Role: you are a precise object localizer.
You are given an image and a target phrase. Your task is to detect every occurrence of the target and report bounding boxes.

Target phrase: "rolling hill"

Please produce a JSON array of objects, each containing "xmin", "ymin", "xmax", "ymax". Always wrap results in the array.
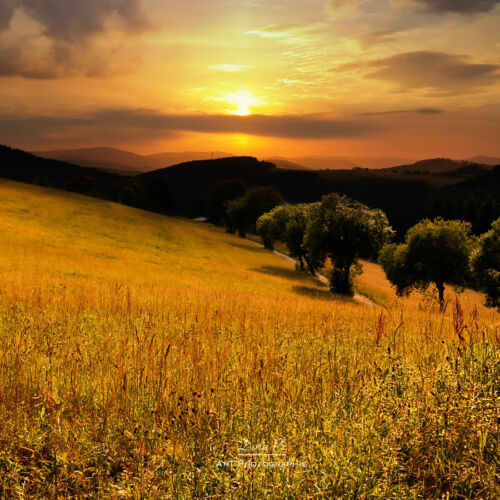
[
  {"xmin": 3, "ymin": 145, "xmax": 500, "ymax": 237},
  {"xmin": 385, "ymin": 157, "xmax": 494, "ymax": 175},
  {"xmin": 0, "ymin": 179, "xmax": 497, "ymax": 497},
  {"xmin": 0, "ymin": 178, "xmax": 329, "ymax": 299},
  {"xmin": 31, "ymin": 146, "xmax": 233, "ymax": 174},
  {"xmin": 467, "ymin": 156, "xmax": 500, "ymax": 166},
  {"xmin": 31, "ymin": 147, "xmax": 416, "ymax": 173},
  {"xmin": 271, "ymin": 155, "xmax": 414, "ymax": 170}
]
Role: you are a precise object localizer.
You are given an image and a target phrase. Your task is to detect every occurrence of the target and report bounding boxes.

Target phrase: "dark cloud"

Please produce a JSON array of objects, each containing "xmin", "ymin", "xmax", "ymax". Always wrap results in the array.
[
  {"xmin": 329, "ymin": 0, "xmax": 500, "ymax": 14},
  {"xmin": 356, "ymin": 108, "xmax": 445, "ymax": 116},
  {"xmin": 0, "ymin": 0, "xmax": 150, "ymax": 41},
  {"xmin": 0, "ymin": 0, "xmax": 15, "ymax": 30},
  {"xmin": 410, "ymin": 0, "xmax": 500, "ymax": 14},
  {"xmin": 89, "ymin": 109, "xmax": 379, "ymax": 139},
  {"xmin": 0, "ymin": 1, "xmax": 150, "ymax": 79},
  {"xmin": 336, "ymin": 51, "xmax": 499, "ymax": 93},
  {"xmin": 0, "ymin": 44, "xmax": 57, "ymax": 79},
  {"xmin": 0, "ymin": 109, "xmax": 382, "ymax": 147},
  {"xmin": 0, "ymin": 40, "xmax": 138, "ymax": 79}
]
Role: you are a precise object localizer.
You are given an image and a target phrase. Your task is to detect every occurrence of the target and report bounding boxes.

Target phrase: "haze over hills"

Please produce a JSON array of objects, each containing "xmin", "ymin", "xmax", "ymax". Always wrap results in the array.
[
  {"xmin": 31, "ymin": 147, "xmax": 233, "ymax": 175},
  {"xmin": 31, "ymin": 146, "xmax": 500, "ymax": 175},
  {"xmin": 32, "ymin": 146, "xmax": 420, "ymax": 173},
  {"xmin": 2, "ymin": 144, "xmax": 499, "ymax": 238},
  {"xmin": 466, "ymin": 156, "xmax": 500, "ymax": 166},
  {"xmin": 267, "ymin": 156, "xmax": 415, "ymax": 170},
  {"xmin": 385, "ymin": 158, "xmax": 497, "ymax": 175}
]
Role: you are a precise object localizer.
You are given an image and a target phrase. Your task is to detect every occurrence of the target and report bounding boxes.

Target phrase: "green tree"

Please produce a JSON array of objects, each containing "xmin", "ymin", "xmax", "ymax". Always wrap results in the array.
[
  {"xmin": 226, "ymin": 186, "xmax": 284, "ymax": 238},
  {"xmin": 471, "ymin": 218, "xmax": 500, "ymax": 309},
  {"xmin": 305, "ymin": 194, "xmax": 393, "ymax": 295},
  {"xmin": 257, "ymin": 203, "xmax": 320, "ymax": 274},
  {"xmin": 379, "ymin": 218, "xmax": 473, "ymax": 309},
  {"xmin": 255, "ymin": 211, "xmax": 278, "ymax": 250},
  {"xmin": 206, "ymin": 179, "xmax": 247, "ymax": 225}
]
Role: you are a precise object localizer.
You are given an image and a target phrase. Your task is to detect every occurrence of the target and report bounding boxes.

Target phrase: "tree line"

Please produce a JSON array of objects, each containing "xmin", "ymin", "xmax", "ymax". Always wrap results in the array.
[
  {"xmin": 220, "ymin": 191, "xmax": 497, "ymax": 311},
  {"xmin": 205, "ymin": 180, "xmax": 499, "ymax": 310},
  {"xmin": 418, "ymin": 194, "xmax": 499, "ymax": 235}
]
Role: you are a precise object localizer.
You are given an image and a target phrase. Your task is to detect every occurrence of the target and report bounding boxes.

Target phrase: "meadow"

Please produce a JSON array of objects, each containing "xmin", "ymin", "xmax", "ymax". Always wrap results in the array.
[{"xmin": 0, "ymin": 179, "xmax": 498, "ymax": 498}]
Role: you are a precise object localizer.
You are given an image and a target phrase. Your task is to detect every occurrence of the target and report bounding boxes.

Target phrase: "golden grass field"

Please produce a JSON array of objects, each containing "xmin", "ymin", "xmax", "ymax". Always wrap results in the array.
[{"xmin": 0, "ymin": 179, "xmax": 498, "ymax": 498}]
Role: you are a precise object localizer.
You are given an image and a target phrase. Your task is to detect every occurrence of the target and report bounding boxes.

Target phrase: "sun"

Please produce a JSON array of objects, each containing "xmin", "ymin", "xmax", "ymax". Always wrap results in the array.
[{"xmin": 225, "ymin": 90, "xmax": 259, "ymax": 116}]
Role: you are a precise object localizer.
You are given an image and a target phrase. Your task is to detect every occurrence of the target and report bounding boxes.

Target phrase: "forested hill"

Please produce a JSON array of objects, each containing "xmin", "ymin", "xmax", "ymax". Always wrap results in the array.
[{"xmin": 1, "ymin": 145, "xmax": 498, "ymax": 237}]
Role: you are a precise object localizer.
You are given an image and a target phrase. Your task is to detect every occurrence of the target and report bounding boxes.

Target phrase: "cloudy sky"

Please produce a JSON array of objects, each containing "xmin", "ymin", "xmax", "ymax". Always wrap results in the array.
[{"xmin": 0, "ymin": 0, "xmax": 499, "ymax": 157}]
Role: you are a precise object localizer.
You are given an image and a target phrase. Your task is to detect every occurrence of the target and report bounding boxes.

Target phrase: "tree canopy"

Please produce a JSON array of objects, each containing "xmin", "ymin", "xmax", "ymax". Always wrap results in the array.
[
  {"xmin": 226, "ymin": 186, "xmax": 284, "ymax": 238},
  {"xmin": 379, "ymin": 218, "xmax": 474, "ymax": 308},
  {"xmin": 304, "ymin": 194, "xmax": 394, "ymax": 294},
  {"xmin": 206, "ymin": 179, "xmax": 247, "ymax": 225},
  {"xmin": 257, "ymin": 203, "xmax": 320, "ymax": 274},
  {"xmin": 471, "ymin": 217, "xmax": 500, "ymax": 309}
]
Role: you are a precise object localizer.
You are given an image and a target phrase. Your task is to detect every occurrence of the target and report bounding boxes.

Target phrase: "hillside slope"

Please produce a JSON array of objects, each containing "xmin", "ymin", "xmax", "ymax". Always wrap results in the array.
[
  {"xmin": 0, "ymin": 178, "xmax": 493, "ymax": 316},
  {"xmin": 0, "ymin": 180, "xmax": 498, "ymax": 498},
  {"xmin": 0, "ymin": 179, "xmax": 331, "ymax": 300}
]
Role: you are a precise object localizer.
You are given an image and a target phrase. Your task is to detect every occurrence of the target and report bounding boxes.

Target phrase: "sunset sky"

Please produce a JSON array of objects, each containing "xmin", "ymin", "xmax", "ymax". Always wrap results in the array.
[{"xmin": 0, "ymin": 0, "xmax": 499, "ymax": 158}]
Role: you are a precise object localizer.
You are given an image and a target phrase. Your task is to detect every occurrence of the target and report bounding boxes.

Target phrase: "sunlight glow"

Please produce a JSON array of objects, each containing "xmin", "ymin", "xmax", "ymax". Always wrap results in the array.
[{"xmin": 225, "ymin": 90, "xmax": 260, "ymax": 116}]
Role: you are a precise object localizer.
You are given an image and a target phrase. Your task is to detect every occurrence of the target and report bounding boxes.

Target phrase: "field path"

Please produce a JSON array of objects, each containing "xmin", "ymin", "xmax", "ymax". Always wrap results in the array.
[{"xmin": 246, "ymin": 238, "xmax": 376, "ymax": 307}]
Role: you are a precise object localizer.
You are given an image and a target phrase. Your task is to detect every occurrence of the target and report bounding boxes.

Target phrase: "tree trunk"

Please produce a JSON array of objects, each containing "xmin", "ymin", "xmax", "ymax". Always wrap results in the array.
[
  {"xmin": 342, "ymin": 265, "xmax": 351, "ymax": 293},
  {"xmin": 329, "ymin": 264, "xmax": 352, "ymax": 295},
  {"xmin": 304, "ymin": 254, "xmax": 315, "ymax": 276},
  {"xmin": 298, "ymin": 255, "xmax": 305, "ymax": 271},
  {"xmin": 436, "ymin": 281, "xmax": 445, "ymax": 310}
]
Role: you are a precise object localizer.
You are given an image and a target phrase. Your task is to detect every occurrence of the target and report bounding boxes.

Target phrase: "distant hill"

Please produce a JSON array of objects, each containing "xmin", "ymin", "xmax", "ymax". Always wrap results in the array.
[
  {"xmin": 31, "ymin": 147, "xmax": 233, "ymax": 174},
  {"xmin": 0, "ymin": 145, "xmax": 122, "ymax": 197},
  {"xmin": 272, "ymin": 156, "xmax": 414, "ymax": 170},
  {"xmin": 385, "ymin": 158, "xmax": 493, "ymax": 175},
  {"xmin": 466, "ymin": 156, "xmax": 500, "ymax": 166},
  {"xmin": 135, "ymin": 155, "xmax": 437, "ymax": 233},
  {"xmin": 265, "ymin": 158, "xmax": 311, "ymax": 170},
  {"xmin": 31, "ymin": 147, "xmax": 150, "ymax": 174},
  {"xmin": 2, "ymin": 145, "xmax": 498, "ymax": 237}
]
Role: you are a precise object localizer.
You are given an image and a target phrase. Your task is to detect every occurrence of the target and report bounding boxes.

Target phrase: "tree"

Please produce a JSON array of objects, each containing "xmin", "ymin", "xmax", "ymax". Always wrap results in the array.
[
  {"xmin": 255, "ymin": 211, "xmax": 277, "ymax": 250},
  {"xmin": 119, "ymin": 185, "xmax": 138, "ymax": 206},
  {"xmin": 66, "ymin": 175, "xmax": 96, "ymax": 195},
  {"xmin": 226, "ymin": 186, "xmax": 284, "ymax": 238},
  {"xmin": 144, "ymin": 178, "xmax": 174, "ymax": 212},
  {"xmin": 206, "ymin": 179, "xmax": 247, "ymax": 225},
  {"xmin": 379, "ymin": 218, "xmax": 473, "ymax": 309},
  {"xmin": 305, "ymin": 194, "xmax": 394, "ymax": 295},
  {"xmin": 471, "ymin": 218, "xmax": 500, "ymax": 309},
  {"xmin": 257, "ymin": 203, "xmax": 320, "ymax": 274}
]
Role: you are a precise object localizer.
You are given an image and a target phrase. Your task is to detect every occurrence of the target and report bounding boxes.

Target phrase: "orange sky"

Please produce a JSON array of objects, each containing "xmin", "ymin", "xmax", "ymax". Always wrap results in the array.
[{"xmin": 0, "ymin": 0, "xmax": 499, "ymax": 158}]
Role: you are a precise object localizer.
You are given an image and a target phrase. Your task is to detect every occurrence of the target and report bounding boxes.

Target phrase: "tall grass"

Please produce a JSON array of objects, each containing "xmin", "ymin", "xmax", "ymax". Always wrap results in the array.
[{"xmin": 0, "ymin": 181, "xmax": 498, "ymax": 498}]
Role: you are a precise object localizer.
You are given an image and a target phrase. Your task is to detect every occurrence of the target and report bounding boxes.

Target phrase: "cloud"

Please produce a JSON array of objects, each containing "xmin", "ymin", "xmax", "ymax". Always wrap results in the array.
[
  {"xmin": 0, "ymin": 0, "xmax": 15, "ymax": 30},
  {"xmin": 356, "ymin": 108, "xmax": 445, "ymax": 116},
  {"xmin": 408, "ymin": 0, "xmax": 500, "ymax": 14},
  {"xmin": 336, "ymin": 51, "xmax": 499, "ymax": 93},
  {"xmin": 1, "ymin": 0, "xmax": 150, "ymax": 41},
  {"xmin": 0, "ymin": 39, "xmax": 139, "ymax": 79},
  {"xmin": 0, "ymin": 109, "xmax": 382, "ymax": 146},
  {"xmin": 330, "ymin": 0, "xmax": 500, "ymax": 14},
  {"xmin": 246, "ymin": 23, "xmax": 321, "ymax": 39},
  {"xmin": 328, "ymin": 0, "xmax": 365, "ymax": 8},
  {"xmin": 0, "ymin": 43, "xmax": 53, "ymax": 79},
  {"xmin": 355, "ymin": 31, "xmax": 401, "ymax": 49},
  {"xmin": 208, "ymin": 64, "xmax": 253, "ymax": 72},
  {"xmin": 0, "ymin": 0, "xmax": 151, "ymax": 79}
]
